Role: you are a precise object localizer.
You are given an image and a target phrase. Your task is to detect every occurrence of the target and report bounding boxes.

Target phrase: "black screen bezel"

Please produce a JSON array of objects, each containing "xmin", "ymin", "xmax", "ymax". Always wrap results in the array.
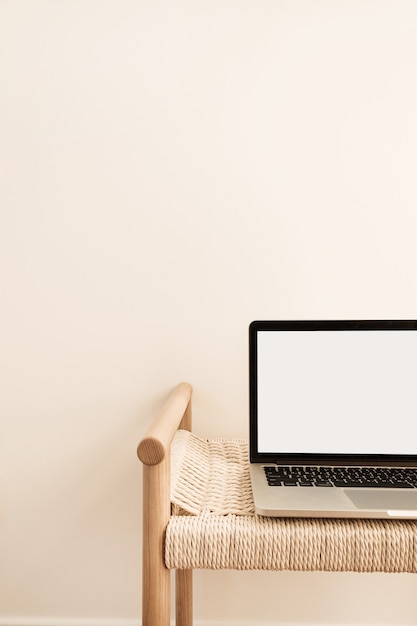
[{"xmin": 249, "ymin": 319, "xmax": 417, "ymax": 466}]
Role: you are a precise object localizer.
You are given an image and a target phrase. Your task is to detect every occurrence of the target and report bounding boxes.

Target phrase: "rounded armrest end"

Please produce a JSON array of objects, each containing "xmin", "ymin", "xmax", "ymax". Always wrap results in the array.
[{"xmin": 137, "ymin": 436, "xmax": 166, "ymax": 465}]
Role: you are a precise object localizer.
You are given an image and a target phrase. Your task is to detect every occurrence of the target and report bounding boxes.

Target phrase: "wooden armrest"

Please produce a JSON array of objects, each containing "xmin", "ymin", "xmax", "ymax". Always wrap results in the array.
[{"xmin": 137, "ymin": 382, "xmax": 192, "ymax": 466}]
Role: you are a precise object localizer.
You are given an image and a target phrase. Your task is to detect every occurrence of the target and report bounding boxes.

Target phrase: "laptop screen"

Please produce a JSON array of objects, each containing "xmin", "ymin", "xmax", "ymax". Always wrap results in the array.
[{"xmin": 249, "ymin": 320, "xmax": 417, "ymax": 465}]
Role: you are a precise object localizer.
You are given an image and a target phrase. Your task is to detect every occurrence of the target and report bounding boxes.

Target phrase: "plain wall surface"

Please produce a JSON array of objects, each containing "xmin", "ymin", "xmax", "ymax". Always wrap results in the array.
[{"xmin": 1, "ymin": 1, "xmax": 417, "ymax": 624}]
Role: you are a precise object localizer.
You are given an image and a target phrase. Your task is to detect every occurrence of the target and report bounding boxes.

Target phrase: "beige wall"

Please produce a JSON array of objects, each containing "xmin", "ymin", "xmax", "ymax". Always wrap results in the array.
[{"xmin": 1, "ymin": 1, "xmax": 417, "ymax": 624}]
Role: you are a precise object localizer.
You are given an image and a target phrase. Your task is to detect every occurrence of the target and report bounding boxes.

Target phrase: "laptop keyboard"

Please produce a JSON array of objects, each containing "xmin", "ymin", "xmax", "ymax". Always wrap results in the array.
[{"xmin": 264, "ymin": 466, "xmax": 417, "ymax": 488}]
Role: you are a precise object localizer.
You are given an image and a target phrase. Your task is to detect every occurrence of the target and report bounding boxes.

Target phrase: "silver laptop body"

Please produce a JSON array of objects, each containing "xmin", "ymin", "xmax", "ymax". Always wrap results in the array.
[{"xmin": 249, "ymin": 320, "xmax": 417, "ymax": 519}]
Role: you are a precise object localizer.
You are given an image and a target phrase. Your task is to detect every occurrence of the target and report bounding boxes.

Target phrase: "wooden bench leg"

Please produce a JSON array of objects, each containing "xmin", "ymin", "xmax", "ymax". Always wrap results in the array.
[
  {"xmin": 138, "ymin": 383, "xmax": 193, "ymax": 626},
  {"xmin": 176, "ymin": 569, "xmax": 193, "ymax": 626},
  {"xmin": 142, "ymin": 463, "xmax": 171, "ymax": 626}
]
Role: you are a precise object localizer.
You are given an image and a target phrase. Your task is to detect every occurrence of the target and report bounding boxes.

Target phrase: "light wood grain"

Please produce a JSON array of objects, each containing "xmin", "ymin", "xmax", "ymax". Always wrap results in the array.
[
  {"xmin": 142, "ymin": 460, "xmax": 170, "ymax": 626},
  {"xmin": 137, "ymin": 382, "xmax": 192, "ymax": 465},
  {"xmin": 139, "ymin": 382, "xmax": 193, "ymax": 626},
  {"xmin": 176, "ymin": 569, "xmax": 193, "ymax": 626}
]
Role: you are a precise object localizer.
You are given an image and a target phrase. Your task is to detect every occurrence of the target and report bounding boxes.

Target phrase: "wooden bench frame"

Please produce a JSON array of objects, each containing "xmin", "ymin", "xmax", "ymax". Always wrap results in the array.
[
  {"xmin": 137, "ymin": 382, "xmax": 417, "ymax": 625},
  {"xmin": 137, "ymin": 382, "xmax": 193, "ymax": 626}
]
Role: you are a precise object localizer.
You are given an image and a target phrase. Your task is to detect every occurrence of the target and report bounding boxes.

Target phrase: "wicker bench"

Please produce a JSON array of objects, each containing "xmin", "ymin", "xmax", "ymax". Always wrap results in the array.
[{"xmin": 137, "ymin": 382, "xmax": 417, "ymax": 626}]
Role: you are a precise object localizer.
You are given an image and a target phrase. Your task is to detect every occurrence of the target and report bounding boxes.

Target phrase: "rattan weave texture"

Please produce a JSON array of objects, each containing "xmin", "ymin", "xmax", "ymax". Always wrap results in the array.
[{"xmin": 166, "ymin": 430, "xmax": 417, "ymax": 572}]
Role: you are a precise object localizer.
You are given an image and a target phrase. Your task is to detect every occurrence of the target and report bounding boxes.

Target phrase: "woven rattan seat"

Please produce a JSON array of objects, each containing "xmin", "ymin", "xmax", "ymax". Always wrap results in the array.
[
  {"xmin": 137, "ymin": 383, "xmax": 417, "ymax": 626},
  {"xmin": 167, "ymin": 431, "xmax": 417, "ymax": 573}
]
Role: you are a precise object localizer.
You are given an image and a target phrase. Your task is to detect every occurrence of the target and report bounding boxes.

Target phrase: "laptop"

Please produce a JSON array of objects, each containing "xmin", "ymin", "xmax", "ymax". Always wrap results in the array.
[{"xmin": 249, "ymin": 320, "xmax": 417, "ymax": 519}]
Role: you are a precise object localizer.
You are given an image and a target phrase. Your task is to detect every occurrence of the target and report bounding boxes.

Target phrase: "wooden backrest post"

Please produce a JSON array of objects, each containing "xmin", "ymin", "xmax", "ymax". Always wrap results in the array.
[{"xmin": 179, "ymin": 394, "xmax": 192, "ymax": 432}]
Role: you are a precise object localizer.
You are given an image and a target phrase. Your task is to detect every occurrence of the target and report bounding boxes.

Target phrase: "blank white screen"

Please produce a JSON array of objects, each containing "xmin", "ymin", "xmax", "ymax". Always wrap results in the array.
[{"xmin": 257, "ymin": 330, "xmax": 417, "ymax": 455}]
